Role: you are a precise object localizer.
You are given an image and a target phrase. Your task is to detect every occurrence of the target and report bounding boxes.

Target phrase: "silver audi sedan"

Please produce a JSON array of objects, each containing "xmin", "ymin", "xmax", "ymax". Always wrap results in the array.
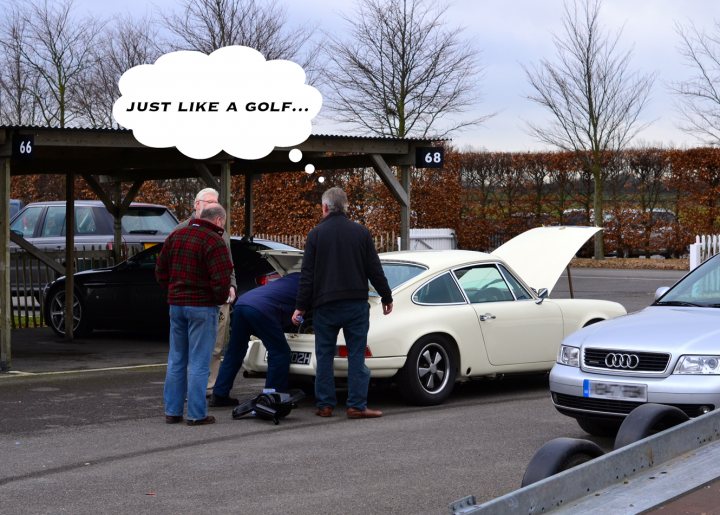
[{"xmin": 549, "ymin": 252, "xmax": 720, "ymax": 436}]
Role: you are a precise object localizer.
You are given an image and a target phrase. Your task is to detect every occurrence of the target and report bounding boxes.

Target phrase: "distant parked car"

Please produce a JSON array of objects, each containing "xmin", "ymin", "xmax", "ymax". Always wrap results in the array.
[
  {"xmin": 10, "ymin": 200, "xmax": 179, "ymax": 254},
  {"xmin": 42, "ymin": 237, "xmax": 299, "ymax": 337},
  {"xmin": 550, "ymin": 252, "xmax": 720, "ymax": 436},
  {"xmin": 604, "ymin": 208, "xmax": 680, "ymax": 257},
  {"xmin": 9, "ymin": 199, "xmax": 24, "ymax": 219}
]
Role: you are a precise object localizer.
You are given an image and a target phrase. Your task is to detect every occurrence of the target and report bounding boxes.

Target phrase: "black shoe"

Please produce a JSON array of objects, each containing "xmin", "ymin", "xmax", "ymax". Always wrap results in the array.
[
  {"xmin": 209, "ymin": 394, "xmax": 240, "ymax": 407},
  {"xmin": 187, "ymin": 415, "xmax": 216, "ymax": 426}
]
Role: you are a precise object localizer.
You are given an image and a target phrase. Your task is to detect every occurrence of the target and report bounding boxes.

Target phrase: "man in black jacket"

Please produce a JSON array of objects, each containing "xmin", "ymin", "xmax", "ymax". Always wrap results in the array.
[{"xmin": 292, "ymin": 187, "xmax": 393, "ymax": 419}]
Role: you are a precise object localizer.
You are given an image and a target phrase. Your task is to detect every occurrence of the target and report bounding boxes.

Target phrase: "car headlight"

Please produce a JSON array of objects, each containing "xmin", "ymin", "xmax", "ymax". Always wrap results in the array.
[
  {"xmin": 557, "ymin": 345, "xmax": 580, "ymax": 367},
  {"xmin": 674, "ymin": 355, "xmax": 720, "ymax": 375}
]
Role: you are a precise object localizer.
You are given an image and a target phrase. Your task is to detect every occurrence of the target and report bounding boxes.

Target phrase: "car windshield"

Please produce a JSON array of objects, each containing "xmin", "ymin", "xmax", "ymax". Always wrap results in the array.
[
  {"xmin": 655, "ymin": 255, "xmax": 720, "ymax": 307},
  {"xmin": 368, "ymin": 262, "xmax": 427, "ymax": 296},
  {"xmin": 122, "ymin": 207, "xmax": 178, "ymax": 235}
]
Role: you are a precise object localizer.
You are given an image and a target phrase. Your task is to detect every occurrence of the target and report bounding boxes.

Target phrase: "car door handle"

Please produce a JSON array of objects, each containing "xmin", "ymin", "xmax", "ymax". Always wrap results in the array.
[{"xmin": 479, "ymin": 313, "xmax": 496, "ymax": 321}]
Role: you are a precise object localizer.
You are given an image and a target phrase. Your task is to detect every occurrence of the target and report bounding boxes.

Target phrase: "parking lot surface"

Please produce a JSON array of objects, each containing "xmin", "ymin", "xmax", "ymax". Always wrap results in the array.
[{"xmin": 0, "ymin": 268, "xmax": 698, "ymax": 513}]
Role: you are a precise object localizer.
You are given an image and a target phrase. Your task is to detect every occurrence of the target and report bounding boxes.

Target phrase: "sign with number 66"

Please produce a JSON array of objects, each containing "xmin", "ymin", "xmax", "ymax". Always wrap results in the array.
[
  {"xmin": 415, "ymin": 147, "xmax": 444, "ymax": 168},
  {"xmin": 12, "ymin": 135, "xmax": 34, "ymax": 159}
]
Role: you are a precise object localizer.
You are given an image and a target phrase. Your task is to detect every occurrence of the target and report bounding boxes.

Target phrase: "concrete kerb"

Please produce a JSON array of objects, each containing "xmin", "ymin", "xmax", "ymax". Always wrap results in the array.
[
  {"xmin": 0, "ymin": 363, "xmax": 167, "ymax": 379},
  {"xmin": 451, "ymin": 408, "xmax": 720, "ymax": 514}
]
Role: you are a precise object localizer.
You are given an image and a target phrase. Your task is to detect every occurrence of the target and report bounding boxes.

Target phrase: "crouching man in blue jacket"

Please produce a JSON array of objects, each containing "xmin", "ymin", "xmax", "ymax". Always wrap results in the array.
[{"xmin": 209, "ymin": 272, "xmax": 300, "ymax": 407}]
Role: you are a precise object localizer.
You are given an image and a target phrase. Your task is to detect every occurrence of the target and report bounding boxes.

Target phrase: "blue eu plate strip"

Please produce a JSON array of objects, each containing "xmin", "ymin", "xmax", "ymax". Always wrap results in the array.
[{"xmin": 583, "ymin": 379, "xmax": 590, "ymax": 397}]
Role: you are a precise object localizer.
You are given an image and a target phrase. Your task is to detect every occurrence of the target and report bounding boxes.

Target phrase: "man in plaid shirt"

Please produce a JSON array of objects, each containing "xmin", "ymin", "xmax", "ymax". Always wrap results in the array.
[{"xmin": 156, "ymin": 204, "xmax": 234, "ymax": 426}]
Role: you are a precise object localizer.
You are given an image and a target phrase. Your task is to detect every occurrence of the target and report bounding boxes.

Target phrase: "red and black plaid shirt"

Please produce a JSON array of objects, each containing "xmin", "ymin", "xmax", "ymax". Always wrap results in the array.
[{"xmin": 155, "ymin": 218, "xmax": 233, "ymax": 306}]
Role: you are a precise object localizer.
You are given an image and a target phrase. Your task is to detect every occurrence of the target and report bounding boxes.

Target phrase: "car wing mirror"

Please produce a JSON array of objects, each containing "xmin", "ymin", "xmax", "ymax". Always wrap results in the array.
[
  {"xmin": 535, "ymin": 288, "xmax": 549, "ymax": 305},
  {"xmin": 654, "ymin": 286, "xmax": 670, "ymax": 301}
]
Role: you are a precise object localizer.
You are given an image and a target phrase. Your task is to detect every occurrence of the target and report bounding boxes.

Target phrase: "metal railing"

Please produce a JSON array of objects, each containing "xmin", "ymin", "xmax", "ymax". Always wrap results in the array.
[{"xmin": 9, "ymin": 246, "xmax": 135, "ymax": 330}]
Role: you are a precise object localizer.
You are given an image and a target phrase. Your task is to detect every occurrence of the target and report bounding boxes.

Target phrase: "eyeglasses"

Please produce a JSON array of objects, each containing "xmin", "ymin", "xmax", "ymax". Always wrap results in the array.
[{"xmin": 196, "ymin": 199, "xmax": 218, "ymax": 205}]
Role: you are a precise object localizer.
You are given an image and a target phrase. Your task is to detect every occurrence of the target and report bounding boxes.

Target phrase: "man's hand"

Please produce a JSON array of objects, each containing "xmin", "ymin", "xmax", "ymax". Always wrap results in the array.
[
  {"xmin": 383, "ymin": 302, "xmax": 393, "ymax": 315},
  {"xmin": 291, "ymin": 309, "xmax": 306, "ymax": 326},
  {"xmin": 226, "ymin": 286, "xmax": 237, "ymax": 304}
]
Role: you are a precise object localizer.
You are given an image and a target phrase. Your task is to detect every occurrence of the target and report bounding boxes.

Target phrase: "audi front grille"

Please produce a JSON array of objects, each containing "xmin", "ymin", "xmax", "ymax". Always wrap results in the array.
[
  {"xmin": 552, "ymin": 393, "xmax": 711, "ymax": 418},
  {"xmin": 583, "ymin": 348, "xmax": 670, "ymax": 373}
]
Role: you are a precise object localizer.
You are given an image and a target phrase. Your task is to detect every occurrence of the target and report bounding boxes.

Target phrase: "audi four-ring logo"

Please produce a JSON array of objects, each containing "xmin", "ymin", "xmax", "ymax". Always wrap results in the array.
[{"xmin": 605, "ymin": 353, "xmax": 640, "ymax": 369}]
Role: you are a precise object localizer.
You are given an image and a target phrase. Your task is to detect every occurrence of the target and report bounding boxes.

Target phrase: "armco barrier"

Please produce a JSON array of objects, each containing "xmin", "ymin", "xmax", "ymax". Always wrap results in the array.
[{"xmin": 450, "ymin": 408, "xmax": 720, "ymax": 514}]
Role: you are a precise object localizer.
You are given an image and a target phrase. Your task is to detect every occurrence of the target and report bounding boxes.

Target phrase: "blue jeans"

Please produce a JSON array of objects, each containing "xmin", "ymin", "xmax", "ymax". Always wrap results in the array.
[
  {"xmin": 314, "ymin": 299, "xmax": 370, "ymax": 410},
  {"xmin": 164, "ymin": 305, "xmax": 218, "ymax": 421},
  {"xmin": 214, "ymin": 305, "xmax": 291, "ymax": 396}
]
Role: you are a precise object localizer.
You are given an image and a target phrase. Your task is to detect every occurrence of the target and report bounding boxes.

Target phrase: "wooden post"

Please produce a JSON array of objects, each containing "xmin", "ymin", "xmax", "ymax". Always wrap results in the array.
[
  {"xmin": 399, "ymin": 164, "xmax": 410, "ymax": 250},
  {"xmin": 244, "ymin": 173, "xmax": 254, "ymax": 237},
  {"xmin": 65, "ymin": 173, "xmax": 75, "ymax": 340},
  {"xmin": 220, "ymin": 161, "xmax": 231, "ymax": 233},
  {"xmin": 0, "ymin": 158, "xmax": 11, "ymax": 370}
]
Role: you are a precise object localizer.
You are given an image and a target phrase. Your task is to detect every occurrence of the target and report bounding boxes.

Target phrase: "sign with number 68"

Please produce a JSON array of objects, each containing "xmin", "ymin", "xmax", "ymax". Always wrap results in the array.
[{"xmin": 415, "ymin": 147, "xmax": 444, "ymax": 168}]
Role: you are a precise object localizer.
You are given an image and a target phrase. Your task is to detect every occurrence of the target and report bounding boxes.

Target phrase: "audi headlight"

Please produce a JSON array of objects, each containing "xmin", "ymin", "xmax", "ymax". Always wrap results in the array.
[
  {"xmin": 674, "ymin": 355, "xmax": 720, "ymax": 375},
  {"xmin": 557, "ymin": 345, "xmax": 580, "ymax": 367}
]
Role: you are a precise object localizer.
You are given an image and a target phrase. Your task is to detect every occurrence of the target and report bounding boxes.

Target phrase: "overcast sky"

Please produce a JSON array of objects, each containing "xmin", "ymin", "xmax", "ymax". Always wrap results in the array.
[{"xmin": 73, "ymin": 0, "xmax": 718, "ymax": 152}]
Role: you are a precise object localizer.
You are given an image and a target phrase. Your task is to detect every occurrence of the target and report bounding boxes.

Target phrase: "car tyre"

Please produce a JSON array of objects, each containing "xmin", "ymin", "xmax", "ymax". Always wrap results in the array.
[
  {"xmin": 397, "ymin": 335, "xmax": 457, "ymax": 406},
  {"xmin": 576, "ymin": 416, "xmax": 622, "ymax": 437},
  {"xmin": 614, "ymin": 403, "xmax": 689, "ymax": 450},
  {"xmin": 521, "ymin": 437, "xmax": 605, "ymax": 487},
  {"xmin": 45, "ymin": 287, "xmax": 90, "ymax": 337}
]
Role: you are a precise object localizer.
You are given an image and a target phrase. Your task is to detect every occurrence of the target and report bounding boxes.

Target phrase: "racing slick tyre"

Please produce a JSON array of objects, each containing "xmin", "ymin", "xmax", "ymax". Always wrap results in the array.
[
  {"xmin": 45, "ymin": 287, "xmax": 90, "ymax": 337},
  {"xmin": 397, "ymin": 335, "xmax": 457, "ymax": 406},
  {"xmin": 521, "ymin": 437, "xmax": 605, "ymax": 487},
  {"xmin": 614, "ymin": 403, "xmax": 689, "ymax": 450}
]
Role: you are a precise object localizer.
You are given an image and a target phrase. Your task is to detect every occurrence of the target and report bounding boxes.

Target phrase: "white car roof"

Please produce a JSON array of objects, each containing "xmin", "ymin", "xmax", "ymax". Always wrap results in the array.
[
  {"xmin": 264, "ymin": 226, "xmax": 600, "ymax": 295},
  {"xmin": 379, "ymin": 249, "xmax": 494, "ymax": 268}
]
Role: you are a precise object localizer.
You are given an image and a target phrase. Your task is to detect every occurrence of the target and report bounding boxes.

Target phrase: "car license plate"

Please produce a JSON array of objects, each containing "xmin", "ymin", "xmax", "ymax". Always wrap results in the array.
[
  {"xmin": 264, "ymin": 351, "xmax": 311, "ymax": 365},
  {"xmin": 583, "ymin": 380, "xmax": 647, "ymax": 401}
]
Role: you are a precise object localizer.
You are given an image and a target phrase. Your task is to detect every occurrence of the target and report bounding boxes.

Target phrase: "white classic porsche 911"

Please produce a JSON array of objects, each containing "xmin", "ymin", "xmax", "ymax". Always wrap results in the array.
[{"xmin": 243, "ymin": 227, "xmax": 627, "ymax": 405}]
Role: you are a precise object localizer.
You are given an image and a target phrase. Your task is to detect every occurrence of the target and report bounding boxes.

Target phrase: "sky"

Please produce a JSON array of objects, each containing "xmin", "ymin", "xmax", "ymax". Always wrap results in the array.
[{"xmin": 71, "ymin": 0, "xmax": 719, "ymax": 152}]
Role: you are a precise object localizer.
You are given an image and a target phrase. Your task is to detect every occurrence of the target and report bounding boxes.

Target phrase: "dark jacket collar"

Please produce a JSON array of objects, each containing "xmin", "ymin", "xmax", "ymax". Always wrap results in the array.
[{"xmin": 189, "ymin": 217, "xmax": 225, "ymax": 235}]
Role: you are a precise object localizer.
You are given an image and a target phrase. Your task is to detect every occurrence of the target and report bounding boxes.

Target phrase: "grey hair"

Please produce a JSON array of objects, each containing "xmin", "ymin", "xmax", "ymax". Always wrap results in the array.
[
  {"xmin": 195, "ymin": 187, "xmax": 219, "ymax": 202},
  {"xmin": 199, "ymin": 203, "xmax": 226, "ymax": 223},
  {"xmin": 322, "ymin": 187, "xmax": 348, "ymax": 214}
]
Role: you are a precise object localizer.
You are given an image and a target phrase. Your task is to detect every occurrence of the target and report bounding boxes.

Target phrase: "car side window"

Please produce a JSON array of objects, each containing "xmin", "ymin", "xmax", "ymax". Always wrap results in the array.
[
  {"xmin": 498, "ymin": 264, "xmax": 533, "ymax": 300},
  {"xmin": 413, "ymin": 273, "xmax": 465, "ymax": 304},
  {"xmin": 75, "ymin": 206, "xmax": 98, "ymax": 235},
  {"xmin": 42, "ymin": 206, "xmax": 65, "ymax": 237},
  {"xmin": 453, "ymin": 265, "xmax": 515, "ymax": 303},
  {"xmin": 10, "ymin": 206, "xmax": 43, "ymax": 237}
]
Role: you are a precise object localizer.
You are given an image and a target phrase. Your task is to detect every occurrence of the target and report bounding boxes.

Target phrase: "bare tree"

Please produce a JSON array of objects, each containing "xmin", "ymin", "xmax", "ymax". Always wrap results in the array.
[
  {"xmin": 16, "ymin": 0, "xmax": 104, "ymax": 127},
  {"xmin": 673, "ymin": 21, "xmax": 720, "ymax": 146},
  {"xmin": 0, "ymin": 2, "xmax": 41, "ymax": 125},
  {"xmin": 77, "ymin": 15, "xmax": 162, "ymax": 128},
  {"xmin": 321, "ymin": 0, "xmax": 487, "ymax": 139},
  {"xmin": 524, "ymin": 0, "xmax": 654, "ymax": 258},
  {"xmin": 161, "ymin": 0, "xmax": 317, "ymax": 73}
]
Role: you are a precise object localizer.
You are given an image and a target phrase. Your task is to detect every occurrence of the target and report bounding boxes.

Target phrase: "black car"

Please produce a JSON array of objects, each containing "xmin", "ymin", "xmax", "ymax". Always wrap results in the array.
[{"xmin": 42, "ymin": 237, "xmax": 299, "ymax": 337}]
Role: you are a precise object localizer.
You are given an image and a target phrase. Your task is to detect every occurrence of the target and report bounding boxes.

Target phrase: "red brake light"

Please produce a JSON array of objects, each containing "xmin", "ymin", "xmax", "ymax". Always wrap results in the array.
[
  {"xmin": 256, "ymin": 272, "xmax": 281, "ymax": 286},
  {"xmin": 336, "ymin": 346, "xmax": 372, "ymax": 358}
]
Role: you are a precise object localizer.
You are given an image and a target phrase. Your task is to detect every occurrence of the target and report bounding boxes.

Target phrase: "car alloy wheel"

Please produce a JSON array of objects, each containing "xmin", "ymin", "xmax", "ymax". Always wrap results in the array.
[
  {"xmin": 46, "ymin": 289, "xmax": 85, "ymax": 337},
  {"xmin": 398, "ymin": 335, "xmax": 457, "ymax": 405},
  {"xmin": 416, "ymin": 342, "xmax": 450, "ymax": 394}
]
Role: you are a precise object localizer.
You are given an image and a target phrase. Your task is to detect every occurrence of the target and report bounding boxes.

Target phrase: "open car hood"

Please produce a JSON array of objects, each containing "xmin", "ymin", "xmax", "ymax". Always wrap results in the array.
[
  {"xmin": 491, "ymin": 226, "xmax": 601, "ymax": 295},
  {"xmin": 260, "ymin": 249, "xmax": 304, "ymax": 275}
]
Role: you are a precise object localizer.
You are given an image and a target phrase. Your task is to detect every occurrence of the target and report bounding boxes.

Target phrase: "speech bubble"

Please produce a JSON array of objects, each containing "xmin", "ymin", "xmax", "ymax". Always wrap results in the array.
[{"xmin": 112, "ymin": 46, "xmax": 322, "ymax": 160}]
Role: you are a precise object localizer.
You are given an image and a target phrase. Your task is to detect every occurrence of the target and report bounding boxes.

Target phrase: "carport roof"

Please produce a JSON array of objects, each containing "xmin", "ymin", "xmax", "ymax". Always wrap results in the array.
[{"xmin": 0, "ymin": 125, "xmax": 443, "ymax": 179}]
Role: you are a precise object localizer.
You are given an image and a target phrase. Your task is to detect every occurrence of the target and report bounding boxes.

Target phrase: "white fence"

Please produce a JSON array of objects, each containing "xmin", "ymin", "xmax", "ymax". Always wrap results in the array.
[
  {"xmin": 689, "ymin": 235, "xmax": 720, "ymax": 270},
  {"xmin": 255, "ymin": 231, "xmax": 398, "ymax": 253}
]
